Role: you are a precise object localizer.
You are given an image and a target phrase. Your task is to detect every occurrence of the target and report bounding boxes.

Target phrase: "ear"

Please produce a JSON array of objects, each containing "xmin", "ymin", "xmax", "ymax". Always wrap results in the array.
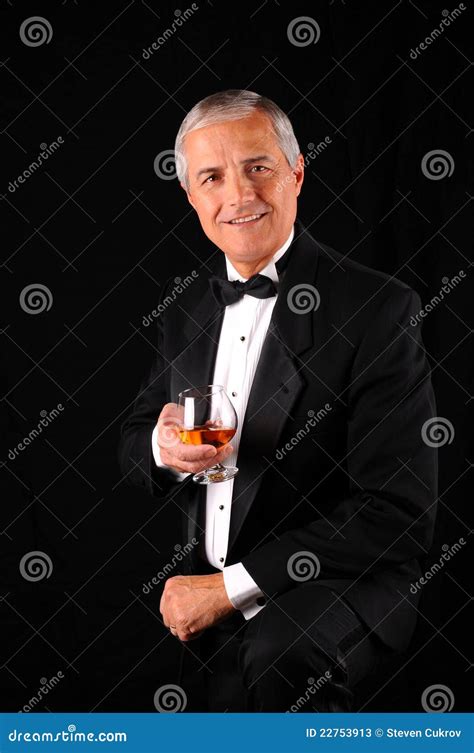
[{"xmin": 293, "ymin": 154, "xmax": 305, "ymax": 197}]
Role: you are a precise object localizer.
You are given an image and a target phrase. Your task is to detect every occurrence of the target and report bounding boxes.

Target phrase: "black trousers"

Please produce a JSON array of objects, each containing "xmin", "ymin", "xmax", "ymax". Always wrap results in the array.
[{"xmin": 178, "ymin": 564, "xmax": 393, "ymax": 712}]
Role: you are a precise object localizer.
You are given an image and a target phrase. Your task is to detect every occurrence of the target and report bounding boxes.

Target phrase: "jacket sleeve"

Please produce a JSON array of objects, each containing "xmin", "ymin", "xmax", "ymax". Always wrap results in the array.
[
  {"xmin": 241, "ymin": 286, "xmax": 439, "ymax": 595},
  {"xmin": 117, "ymin": 276, "xmax": 192, "ymax": 499}
]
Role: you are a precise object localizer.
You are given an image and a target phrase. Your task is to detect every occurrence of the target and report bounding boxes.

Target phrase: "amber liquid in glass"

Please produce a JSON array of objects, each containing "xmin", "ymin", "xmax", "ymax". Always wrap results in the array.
[{"xmin": 179, "ymin": 426, "xmax": 236, "ymax": 448}]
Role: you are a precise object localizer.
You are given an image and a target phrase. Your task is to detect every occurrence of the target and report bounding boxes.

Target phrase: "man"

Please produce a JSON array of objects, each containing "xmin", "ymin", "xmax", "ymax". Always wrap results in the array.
[{"xmin": 118, "ymin": 90, "xmax": 438, "ymax": 712}]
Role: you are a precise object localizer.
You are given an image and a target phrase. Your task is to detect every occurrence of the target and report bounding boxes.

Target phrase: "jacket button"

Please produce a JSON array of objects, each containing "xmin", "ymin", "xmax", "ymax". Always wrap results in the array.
[{"xmin": 256, "ymin": 597, "xmax": 266, "ymax": 606}]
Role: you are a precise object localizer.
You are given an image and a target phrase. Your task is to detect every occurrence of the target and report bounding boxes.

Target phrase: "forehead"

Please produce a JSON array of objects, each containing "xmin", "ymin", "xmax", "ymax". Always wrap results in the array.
[{"xmin": 183, "ymin": 112, "xmax": 282, "ymax": 165}]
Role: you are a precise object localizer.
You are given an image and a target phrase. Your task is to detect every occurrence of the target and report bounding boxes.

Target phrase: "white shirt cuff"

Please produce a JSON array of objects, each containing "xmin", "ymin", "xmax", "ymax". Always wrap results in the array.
[
  {"xmin": 223, "ymin": 562, "xmax": 266, "ymax": 620},
  {"xmin": 151, "ymin": 424, "xmax": 190, "ymax": 482}
]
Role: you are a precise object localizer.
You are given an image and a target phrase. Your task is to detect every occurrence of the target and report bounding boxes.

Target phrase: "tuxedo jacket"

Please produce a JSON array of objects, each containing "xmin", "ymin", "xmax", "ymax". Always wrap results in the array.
[{"xmin": 118, "ymin": 220, "xmax": 438, "ymax": 651}]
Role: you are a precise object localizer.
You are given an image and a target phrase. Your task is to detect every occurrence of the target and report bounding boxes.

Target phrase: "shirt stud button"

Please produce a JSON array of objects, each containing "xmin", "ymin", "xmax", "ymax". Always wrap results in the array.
[
  {"xmin": 240, "ymin": 335, "xmax": 245, "ymax": 341},
  {"xmin": 219, "ymin": 505, "xmax": 224, "ymax": 510},
  {"xmin": 232, "ymin": 391, "xmax": 237, "ymax": 397},
  {"xmin": 219, "ymin": 557, "xmax": 224, "ymax": 563}
]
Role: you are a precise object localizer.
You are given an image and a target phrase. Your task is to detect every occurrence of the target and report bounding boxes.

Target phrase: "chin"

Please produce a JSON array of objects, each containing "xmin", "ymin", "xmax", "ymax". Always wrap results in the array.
[{"xmin": 230, "ymin": 238, "xmax": 264, "ymax": 255}]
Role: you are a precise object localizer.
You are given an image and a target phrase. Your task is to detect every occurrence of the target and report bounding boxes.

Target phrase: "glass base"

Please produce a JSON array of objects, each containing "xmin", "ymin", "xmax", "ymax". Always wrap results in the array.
[{"xmin": 192, "ymin": 464, "xmax": 239, "ymax": 485}]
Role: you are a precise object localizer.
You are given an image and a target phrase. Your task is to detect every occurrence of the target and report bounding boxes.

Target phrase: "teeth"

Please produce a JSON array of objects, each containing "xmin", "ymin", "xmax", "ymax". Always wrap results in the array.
[{"xmin": 229, "ymin": 213, "xmax": 262, "ymax": 224}]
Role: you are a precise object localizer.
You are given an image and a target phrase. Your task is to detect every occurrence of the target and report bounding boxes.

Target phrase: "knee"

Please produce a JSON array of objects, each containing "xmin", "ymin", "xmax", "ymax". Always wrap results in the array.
[{"xmin": 238, "ymin": 603, "xmax": 330, "ymax": 690}]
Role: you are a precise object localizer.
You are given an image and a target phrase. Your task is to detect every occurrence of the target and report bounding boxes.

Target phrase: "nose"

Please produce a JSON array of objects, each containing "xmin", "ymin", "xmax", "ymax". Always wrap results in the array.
[{"xmin": 225, "ymin": 170, "xmax": 257, "ymax": 207}]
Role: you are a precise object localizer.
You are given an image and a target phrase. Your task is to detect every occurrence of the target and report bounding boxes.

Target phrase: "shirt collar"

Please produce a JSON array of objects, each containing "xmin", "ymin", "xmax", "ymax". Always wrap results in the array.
[{"xmin": 225, "ymin": 225, "xmax": 295, "ymax": 284}]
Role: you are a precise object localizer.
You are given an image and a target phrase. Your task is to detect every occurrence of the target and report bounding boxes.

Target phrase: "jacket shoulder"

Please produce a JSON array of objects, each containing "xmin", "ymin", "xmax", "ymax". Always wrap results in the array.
[{"xmin": 306, "ymin": 232, "xmax": 419, "ymax": 321}]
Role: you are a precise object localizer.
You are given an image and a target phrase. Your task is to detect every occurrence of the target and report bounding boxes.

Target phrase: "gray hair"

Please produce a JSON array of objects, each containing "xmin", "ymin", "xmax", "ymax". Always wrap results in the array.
[{"xmin": 174, "ymin": 89, "xmax": 300, "ymax": 190}]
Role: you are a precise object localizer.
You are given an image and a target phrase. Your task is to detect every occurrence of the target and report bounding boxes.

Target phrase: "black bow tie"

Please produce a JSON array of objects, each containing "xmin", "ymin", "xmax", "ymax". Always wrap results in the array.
[{"xmin": 209, "ymin": 273, "xmax": 277, "ymax": 308}]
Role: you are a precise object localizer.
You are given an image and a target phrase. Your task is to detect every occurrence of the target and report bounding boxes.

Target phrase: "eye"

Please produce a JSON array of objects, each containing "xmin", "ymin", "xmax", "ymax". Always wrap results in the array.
[
  {"xmin": 250, "ymin": 165, "xmax": 269, "ymax": 173},
  {"xmin": 203, "ymin": 174, "xmax": 218, "ymax": 184}
]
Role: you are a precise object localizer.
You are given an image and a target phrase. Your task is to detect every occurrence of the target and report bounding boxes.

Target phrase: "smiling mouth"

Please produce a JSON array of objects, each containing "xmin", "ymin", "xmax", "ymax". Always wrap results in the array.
[{"xmin": 226, "ymin": 213, "xmax": 266, "ymax": 226}]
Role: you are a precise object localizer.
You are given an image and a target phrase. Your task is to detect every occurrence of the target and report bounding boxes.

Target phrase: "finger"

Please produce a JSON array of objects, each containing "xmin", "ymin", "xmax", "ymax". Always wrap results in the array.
[
  {"xmin": 171, "ymin": 443, "xmax": 218, "ymax": 462},
  {"xmin": 159, "ymin": 402, "xmax": 181, "ymax": 417},
  {"xmin": 176, "ymin": 630, "xmax": 192, "ymax": 642},
  {"xmin": 214, "ymin": 443, "xmax": 235, "ymax": 461},
  {"xmin": 174, "ymin": 441, "xmax": 234, "ymax": 463},
  {"xmin": 159, "ymin": 594, "xmax": 166, "ymax": 621},
  {"xmin": 178, "ymin": 447, "xmax": 233, "ymax": 473},
  {"xmin": 168, "ymin": 445, "xmax": 234, "ymax": 474},
  {"xmin": 187, "ymin": 629, "xmax": 204, "ymax": 640},
  {"xmin": 177, "ymin": 626, "xmax": 205, "ymax": 642},
  {"xmin": 159, "ymin": 448, "xmax": 216, "ymax": 473},
  {"xmin": 156, "ymin": 404, "xmax": 184, "ymax": 429}
]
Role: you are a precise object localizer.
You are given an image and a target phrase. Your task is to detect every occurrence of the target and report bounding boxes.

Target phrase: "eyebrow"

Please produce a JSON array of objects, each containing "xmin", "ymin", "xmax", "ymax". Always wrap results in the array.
[{"xmin": 195, "ymin": 155, "xmax": 275, "ymax": 179}]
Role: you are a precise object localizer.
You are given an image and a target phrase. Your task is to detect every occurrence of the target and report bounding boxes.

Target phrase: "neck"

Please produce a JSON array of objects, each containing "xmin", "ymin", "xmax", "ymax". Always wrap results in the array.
[{"xmin": 230, "ymin": 252, "xmax": 276, "ymax": 280}]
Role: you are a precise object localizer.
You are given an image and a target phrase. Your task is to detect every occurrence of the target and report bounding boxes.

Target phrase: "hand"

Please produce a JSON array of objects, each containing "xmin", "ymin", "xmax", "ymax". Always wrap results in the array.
[
  {"xmin": 156, "ymin": 402, "xmax": 234, "ymax": 475},
  {"xmin": 160, "ymin": 573, "xmax": 236, "ymax": 641}
]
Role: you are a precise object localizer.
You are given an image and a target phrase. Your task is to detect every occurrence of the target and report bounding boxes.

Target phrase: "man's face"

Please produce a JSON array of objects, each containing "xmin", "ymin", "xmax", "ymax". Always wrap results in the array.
[{"xmin": 181, "ymin": 111, "xmax": 304, "ymax": 263}]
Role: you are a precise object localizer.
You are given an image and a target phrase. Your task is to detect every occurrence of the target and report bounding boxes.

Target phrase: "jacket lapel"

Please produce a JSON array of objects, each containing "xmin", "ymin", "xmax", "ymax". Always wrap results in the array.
[{"xmin": 227, "ymin": 224, "xmax": 320, "ymax": 554}]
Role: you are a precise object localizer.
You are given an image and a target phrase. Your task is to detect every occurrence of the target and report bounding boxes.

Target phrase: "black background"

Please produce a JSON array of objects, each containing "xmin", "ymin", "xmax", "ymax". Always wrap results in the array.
[{"xmin": 1, "ymin": 0, "xmax": 472, "ymax": 712}]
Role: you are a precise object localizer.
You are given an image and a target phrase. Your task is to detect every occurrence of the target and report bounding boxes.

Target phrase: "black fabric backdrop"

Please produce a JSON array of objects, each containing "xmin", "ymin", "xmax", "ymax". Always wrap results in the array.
[{"xmin": 1, "ymin": 0, "xmax": 472, "ymax": 712}]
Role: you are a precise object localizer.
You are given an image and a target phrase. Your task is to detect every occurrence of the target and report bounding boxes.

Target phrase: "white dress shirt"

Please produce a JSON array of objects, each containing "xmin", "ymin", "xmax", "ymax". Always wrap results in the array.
[{"xmin": 152, "ymin": 225, "xmax": 295, "ymax": 619}]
